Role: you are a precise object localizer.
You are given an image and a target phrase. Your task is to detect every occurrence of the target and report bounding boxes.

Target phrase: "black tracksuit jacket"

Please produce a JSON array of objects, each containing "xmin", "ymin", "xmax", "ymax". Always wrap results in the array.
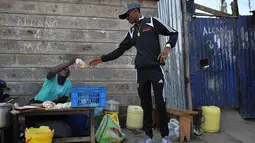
[{"xmin": 101, "ymin": 16, "xmax": 178, "ymax": 69}]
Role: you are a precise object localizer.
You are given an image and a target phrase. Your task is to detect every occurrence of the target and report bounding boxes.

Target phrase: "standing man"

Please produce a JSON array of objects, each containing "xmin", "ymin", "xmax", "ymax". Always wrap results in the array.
[{"xmin": 89, "ymin": 2, "xmax": 178, "ymax": 143}]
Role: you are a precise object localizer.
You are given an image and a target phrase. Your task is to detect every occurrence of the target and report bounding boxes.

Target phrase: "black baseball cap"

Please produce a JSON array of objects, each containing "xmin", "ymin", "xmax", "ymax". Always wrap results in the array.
[{"xmin": 119, "ymin": 2, "xmax": 141, "ymax": 19}]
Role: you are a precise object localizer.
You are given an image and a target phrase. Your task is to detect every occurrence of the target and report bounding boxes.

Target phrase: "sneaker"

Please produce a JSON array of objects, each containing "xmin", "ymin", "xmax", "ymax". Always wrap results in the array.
[
  {"xmin": 139, "ymin": 135, "xmax": 153, "ymax": 143},
  {"xmin": 162, "ymin": 136, "xmax": 172, "ymax": 143}
]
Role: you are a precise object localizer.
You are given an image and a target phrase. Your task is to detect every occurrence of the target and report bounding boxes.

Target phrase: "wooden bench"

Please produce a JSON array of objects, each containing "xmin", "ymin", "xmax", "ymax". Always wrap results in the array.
[{"xmin": 167, "ymin": 108, "xmax": 198, "ymax": 142}]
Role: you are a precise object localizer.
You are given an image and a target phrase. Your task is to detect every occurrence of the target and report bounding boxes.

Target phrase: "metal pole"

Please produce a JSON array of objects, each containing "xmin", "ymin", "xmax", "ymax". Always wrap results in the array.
[
  {"xmin": 233, "ymin": 0, "xmax": 241, "ymax": 113},
  {"xmin": 221, "ymin": 0, "xmax": 224, "ymax": 12},
  {"xmin": 231, "ymin": 0, "xmax": 239, "ymax": 16},
  {"xmin": 181, "ymin": 0, "xmax": 192, "ymax": 110}
]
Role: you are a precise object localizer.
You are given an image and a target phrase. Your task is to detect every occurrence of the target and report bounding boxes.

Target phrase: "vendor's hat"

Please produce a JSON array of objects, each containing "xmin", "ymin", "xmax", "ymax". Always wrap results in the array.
[{"xmin": 119, "ymin": 2, "xmax": 140, "ymax": 19}]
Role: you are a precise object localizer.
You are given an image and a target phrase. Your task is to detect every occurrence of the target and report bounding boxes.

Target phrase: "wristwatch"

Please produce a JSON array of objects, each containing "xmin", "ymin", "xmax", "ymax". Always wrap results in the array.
[{"xmin": 166, "ymin": 43, "xmax": 171, "ymax": 48}]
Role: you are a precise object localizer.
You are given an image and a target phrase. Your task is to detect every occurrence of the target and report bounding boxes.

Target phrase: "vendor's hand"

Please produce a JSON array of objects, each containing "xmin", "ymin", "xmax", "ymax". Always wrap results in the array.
[
  {"xmin": 69, "ymin": 56, "xmax": 79, "ymax": 65},
  {"xmin": 56, "ymin": 96, "xmax": 68, "ymax": 100},
  {"xmin": 89, "ymin": 58, "xmax": 102, "ymax": 67},
  {"xmin": 55, "ymin": 96, "xmax": 68, "ymax": 103},
  {"xmin": 157, "ymin": 48, "xmax": 171, "ymax": 63}
]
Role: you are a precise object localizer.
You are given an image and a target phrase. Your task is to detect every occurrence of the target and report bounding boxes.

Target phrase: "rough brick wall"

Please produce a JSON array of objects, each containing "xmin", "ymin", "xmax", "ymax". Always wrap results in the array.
[{"xmin": 0, "ymin": 0, "xmax": 158, "ymax": 105}]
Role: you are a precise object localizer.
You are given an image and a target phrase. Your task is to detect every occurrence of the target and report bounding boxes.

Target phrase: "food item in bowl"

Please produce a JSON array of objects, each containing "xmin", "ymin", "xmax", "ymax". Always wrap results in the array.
[
  {"xmin": 53, "ymin": 102, "xmax": 71, "ymax": 109},
  {"xmin": 42, "ymin": 101, "xmax": 55, "ymax": 109},
  {"xmin": 75, "ymin": 58, "xmax": 86, "ymax": 68},
  {"xmin": 63, "ymin": 102, "xmax": 71, "ymax": 108}
]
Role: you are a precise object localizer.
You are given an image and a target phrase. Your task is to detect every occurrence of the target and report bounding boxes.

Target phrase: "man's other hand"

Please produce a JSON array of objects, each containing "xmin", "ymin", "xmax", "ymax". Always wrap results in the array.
[{"xmin": 157, "ymin": 48, "xmax": 171, "ymax": 63}]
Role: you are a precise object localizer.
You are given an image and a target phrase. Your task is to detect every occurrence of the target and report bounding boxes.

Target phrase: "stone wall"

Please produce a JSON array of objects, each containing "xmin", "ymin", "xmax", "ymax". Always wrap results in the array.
[{"xmin": 0, "ymin": 0, "xmax": 158, "ymax": 105}]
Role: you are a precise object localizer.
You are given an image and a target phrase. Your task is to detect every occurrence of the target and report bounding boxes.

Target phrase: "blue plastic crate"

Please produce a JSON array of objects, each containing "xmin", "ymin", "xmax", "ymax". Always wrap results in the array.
[{"xmin": 71, "ymin": 86, "xmax": 106, "ymax": 108}]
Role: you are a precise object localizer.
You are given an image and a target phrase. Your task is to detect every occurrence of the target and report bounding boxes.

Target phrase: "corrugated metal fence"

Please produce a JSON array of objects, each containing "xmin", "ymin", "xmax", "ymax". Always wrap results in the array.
[
  {"xmin": 158, "ymin": 0, "xmax": 255, "ymax": 118},
  {"xmin": 158, "ymin": 0, "xmax": 186, "ymax": 109},
  {"xmin": 188, "ymin": 16, "xmax": 255, "ymax": 118},
  {"xmin": 188, "ymin": 17, "xmax": 239, "ymax": 108},
  {"xmin": 237, "ymin": 16, "xmax": 255, "ymax": 118}
]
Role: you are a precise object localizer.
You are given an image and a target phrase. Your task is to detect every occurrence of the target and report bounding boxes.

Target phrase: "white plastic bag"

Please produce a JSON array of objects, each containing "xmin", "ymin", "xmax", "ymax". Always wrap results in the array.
[{"xmin": 168, "ymin": 118, "xmax": 180, "ymax": 140}]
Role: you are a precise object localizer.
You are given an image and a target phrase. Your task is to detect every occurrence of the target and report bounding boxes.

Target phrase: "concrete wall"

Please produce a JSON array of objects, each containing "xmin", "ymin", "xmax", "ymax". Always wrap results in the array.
[{"xmin": 0, "ymin": 0, "xmax": 158, "ymax": 105}]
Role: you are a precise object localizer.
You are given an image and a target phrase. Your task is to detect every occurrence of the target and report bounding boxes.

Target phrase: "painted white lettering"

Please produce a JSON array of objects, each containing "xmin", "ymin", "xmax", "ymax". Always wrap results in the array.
[
  {"xmin": 45, "ymin": 20, "xmax": 51, "ymax": 28},
  {"xmin": 46, "ymin": 43, "xmax": 52, "ymax": 52},
  {"xmin": 17, "ymin": 19, "xmax": 23, "ymax": 27},
  {"xmin": 24, "ymin": 18, "xmax": 27, "ymax": 27},
  {"xmin": 23, "ymin": 42, "xmax": 53, "ymax": 53},
  {"xmin": 206, "ymin": 40, "xmax": 213, "ymax": 49},
  {"xmin": 23, "ymin": 42, "xmax": 33, "ymax": 52},
  {"xmin": 51, "ymin": 19, "xmax": 58, "ymax": 28},
  {"xmin": 34, "ymin": 29, "xmax": 41, "ymax": 39},
  {"xmin": 37, "ymin": 21, "xmax": 44, "ymax": 27},
  {"xmin": 203, "ymin": 27, "xmax": 208, "ymax": 36},
  {"xmin": 203, "ymin": 26, "xmax": 229, "ymax": 36},
  {"xmin": 30, "ymin": 20, "xmax": 35, "ymax": 27},
  {"xmin": 17, "ymin": 19, "xmax": 58, "ymax": 28},
  {"xmin": 35, "ymin": 42, "xmax": 43, "ymax": 53}
]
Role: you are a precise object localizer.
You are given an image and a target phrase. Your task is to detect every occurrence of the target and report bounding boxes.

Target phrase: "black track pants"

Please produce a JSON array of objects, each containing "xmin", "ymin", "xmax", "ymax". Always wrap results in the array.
[{"xmin": 137, "ymin": 66, "xmax": 169, "ymax": 138}]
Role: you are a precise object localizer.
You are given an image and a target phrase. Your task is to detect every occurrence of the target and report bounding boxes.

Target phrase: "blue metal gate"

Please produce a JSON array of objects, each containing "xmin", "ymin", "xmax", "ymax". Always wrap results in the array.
[
  {"xmin": 185, "ymin": 0, "xmax": 255, "ymax": 117},
  {"xmin": 237, "ymin": 16, "xmax": 255, "ymax": 118},
  {"xmin": 188, "ymin": 17, "xmax": 239, "ymax": 108},
  {"xmin": 188, "ymin": 15, "xmax": 255, "ymax": 118}
]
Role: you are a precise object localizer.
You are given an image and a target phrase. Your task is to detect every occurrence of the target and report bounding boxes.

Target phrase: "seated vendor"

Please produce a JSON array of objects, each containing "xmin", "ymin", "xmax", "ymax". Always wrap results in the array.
[
  {"xmin": 29, "ymin": 58, "xmax": 76, "ymax": 104},
  {"xmin": 24, "ymin": 58, "xmax": 78, "ymax": 136}
]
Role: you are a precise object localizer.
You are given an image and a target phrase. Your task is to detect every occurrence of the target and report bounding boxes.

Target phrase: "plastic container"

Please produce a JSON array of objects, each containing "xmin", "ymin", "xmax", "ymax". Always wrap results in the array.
[
  {"xmin": 126, "ymin": 105, "xmax": 143, "ymax": 129},
  {"xmin": 104, "ymin": 111, "xmax": 120, "ymax": 126},
  {"xmin": 25, "ymin": 126, "xmax": 54, "ymax": 143},
  {"xmin": 0, "ymin": 103, "xmax": 12, "ymax": 128},
  {"xmin": 201, "ymin": 106, "xmax": 221, "ymax": 133},
  {"xmin": 104, "ymin": 100, "xmax": 120, "ymax": 112},
  {"xmin": 71, "ymin": 86, "xmax": 106, "ymax": 108},
  {"xmin": 94, "ymin": 107, "xmax": 104, "ymax": 116}
]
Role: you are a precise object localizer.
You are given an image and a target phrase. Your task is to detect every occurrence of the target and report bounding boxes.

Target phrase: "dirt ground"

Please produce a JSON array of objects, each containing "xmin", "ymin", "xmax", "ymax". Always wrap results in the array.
[{"xmin": 122, "ymin": 109, "xmax": 255, "ymax": 143}]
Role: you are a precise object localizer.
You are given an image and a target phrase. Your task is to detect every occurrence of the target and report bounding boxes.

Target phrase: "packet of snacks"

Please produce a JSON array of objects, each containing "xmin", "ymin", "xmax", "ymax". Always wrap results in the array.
[{"xmin": 75, "ymin": 58, "xmax": 86, "ymax": 68}]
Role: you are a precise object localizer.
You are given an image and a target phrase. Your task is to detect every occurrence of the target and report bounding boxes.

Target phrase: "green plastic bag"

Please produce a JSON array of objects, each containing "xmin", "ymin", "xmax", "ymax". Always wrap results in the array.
[{"xmin": 96, "ymin": 115, "xmax": 126, "ymax": 143}]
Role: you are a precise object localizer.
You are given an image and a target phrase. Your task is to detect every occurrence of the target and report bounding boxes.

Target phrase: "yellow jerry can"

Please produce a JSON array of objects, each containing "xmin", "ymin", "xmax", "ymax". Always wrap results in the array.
[{"xmin": 201, "ymin": 106, "xmax": 221, "ymax": 133}]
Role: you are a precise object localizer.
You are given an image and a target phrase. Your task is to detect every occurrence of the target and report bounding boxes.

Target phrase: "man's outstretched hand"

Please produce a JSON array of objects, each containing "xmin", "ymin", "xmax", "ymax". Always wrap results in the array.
[{"xmin": 89, "ymin": 57, "xmax": 102, "ymax": 67}]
